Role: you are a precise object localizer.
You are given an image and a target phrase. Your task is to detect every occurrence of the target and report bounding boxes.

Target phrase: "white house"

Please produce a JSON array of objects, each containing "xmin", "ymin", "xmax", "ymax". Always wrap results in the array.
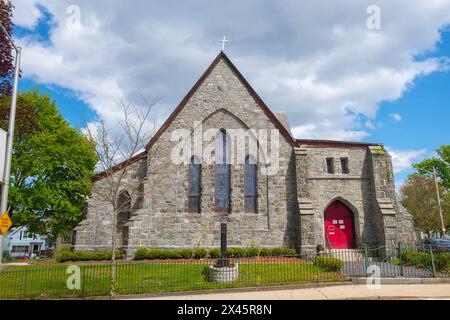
[{"xmin": 2, "ymin": 226, "xmax": 49, "ymax": 259}]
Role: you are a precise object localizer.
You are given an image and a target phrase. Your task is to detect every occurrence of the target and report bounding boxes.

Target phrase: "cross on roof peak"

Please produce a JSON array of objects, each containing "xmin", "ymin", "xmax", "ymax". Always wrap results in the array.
[{"xmin": 219, "ymin": 36, "xmax": 230, "ymax": 52}]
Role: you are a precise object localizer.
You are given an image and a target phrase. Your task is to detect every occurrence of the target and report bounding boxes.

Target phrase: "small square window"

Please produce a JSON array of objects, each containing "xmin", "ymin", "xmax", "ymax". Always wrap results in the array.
[
  {"xmin": 341, "ymin": 158, "xmax": 349, "ymax": 174},
  {"xmin": 326, "ymin": 158, "xmax": 334, "ymax": 174}
]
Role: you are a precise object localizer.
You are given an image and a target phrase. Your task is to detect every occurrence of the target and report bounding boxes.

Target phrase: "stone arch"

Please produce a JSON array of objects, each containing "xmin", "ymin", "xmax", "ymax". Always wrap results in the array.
[
  {"xmin": 322, "ymin": 197, "xmax": 360, "ymax": 249},
  {"xmin": 117, "ymin": 190, "xmax": 131, "ymax": 248}
]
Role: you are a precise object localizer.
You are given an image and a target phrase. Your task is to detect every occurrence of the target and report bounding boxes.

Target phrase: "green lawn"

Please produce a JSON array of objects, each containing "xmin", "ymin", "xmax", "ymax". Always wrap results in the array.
[{"xmin": 0, "ymin": 261, "xmax": 344, "ymax": 299}]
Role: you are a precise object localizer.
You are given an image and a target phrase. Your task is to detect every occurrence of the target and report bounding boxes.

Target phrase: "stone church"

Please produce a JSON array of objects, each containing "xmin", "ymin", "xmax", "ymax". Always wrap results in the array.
[{"xmin": 74, "ymin": 51, "xmax": 415, "ymax": 255}]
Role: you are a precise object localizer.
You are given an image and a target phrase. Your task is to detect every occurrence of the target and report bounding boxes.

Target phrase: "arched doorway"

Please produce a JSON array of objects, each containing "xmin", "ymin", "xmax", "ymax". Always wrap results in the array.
[
  {"xmin": 324, "ymin": 201, "xmax": 356, "ymax": 249},
  {"xmin": 117, "ymin": 190, "xmax": 131, "ymax": 248}
]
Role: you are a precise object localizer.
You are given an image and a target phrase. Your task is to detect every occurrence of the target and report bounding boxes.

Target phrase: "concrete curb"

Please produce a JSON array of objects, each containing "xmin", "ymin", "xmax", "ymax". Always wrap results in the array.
[
  {"xmin": 99, "ymin": 281, "xmax": 353, "ymax": 300},
  {"xmin": 352, "ymin": 277, "xmax": 450, "ymax": 285}
]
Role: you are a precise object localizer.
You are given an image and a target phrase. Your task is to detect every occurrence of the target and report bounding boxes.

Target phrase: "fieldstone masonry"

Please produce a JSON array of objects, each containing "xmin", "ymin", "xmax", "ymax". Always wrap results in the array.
[{"xmin": 74, "ymin": 52, "xmax": 416, "ymax": 257}]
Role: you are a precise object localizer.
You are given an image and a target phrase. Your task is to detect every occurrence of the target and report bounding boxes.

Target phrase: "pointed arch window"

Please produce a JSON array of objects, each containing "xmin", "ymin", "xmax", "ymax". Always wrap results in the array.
[
  {"xmin": 188, "ymin": 156, "xmax": 201, "ymax": 213},
  {"xmin": 215, "ymin": 130, "xmax": 230, "ymax": 213},
  {"xmin": 117, "ymin": 190, "xmax": 131, "ymax": 223},
  {"xmin": 244, "ymin": 156, "xmax": 257, "ymax": 213}
]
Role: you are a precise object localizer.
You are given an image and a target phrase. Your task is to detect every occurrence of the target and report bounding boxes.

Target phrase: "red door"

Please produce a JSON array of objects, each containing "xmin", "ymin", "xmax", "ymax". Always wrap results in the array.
[{"xmin": 324, "ymin": 201, "xmax": 355, "ymax": 249}]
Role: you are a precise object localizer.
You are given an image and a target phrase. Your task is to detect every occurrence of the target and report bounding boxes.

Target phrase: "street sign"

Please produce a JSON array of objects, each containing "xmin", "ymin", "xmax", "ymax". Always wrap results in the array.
[
  {"xmin": 0, "ymin": 211, "xmax": 12, "ymax": 235},
  {"xmin": 0, "ymin": 129, "xmax": 6, "ymax": 183}
]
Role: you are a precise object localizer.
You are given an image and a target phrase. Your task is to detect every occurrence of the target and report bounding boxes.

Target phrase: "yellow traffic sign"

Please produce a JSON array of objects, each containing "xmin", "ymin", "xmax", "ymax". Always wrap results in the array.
[{"xmin": 0, "ymin": 212, "xmax": 12, "ymax": 235}]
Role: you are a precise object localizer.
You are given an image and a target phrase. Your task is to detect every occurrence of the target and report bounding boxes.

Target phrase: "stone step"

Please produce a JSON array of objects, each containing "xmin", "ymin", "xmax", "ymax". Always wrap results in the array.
[{"xmin": 323, "ymin": 249, "xmax": 365, "ymax": 261}]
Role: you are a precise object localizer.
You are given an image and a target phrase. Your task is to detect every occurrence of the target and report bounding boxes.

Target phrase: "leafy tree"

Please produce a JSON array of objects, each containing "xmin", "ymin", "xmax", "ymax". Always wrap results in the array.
[
  {"xmin": 0, "ymin": 1, "xmax": 14, "ymax": 96},
  {"xmin": 400, "ymin": 175, "xmax": 449, "ymax": 236},
  {"xmin": 413, "ymin": 145, "xmax": 450, "ymax": 190},
  {"xmin": 0, "ymin": 88, "xmax": 98, "ymax": 240}
]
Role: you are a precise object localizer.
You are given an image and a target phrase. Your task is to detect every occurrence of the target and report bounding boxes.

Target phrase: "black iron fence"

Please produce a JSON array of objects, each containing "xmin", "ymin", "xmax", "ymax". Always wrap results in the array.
[
  {"xmin": 0, "ymin": 244, "xmax": 448, "ymax": 300},
  {"xmin": 319, "ymin": 244, "xmax": 450, "ymax": 278}
]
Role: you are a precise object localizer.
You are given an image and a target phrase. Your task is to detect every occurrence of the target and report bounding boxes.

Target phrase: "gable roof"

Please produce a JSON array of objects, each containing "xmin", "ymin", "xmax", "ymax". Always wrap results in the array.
[
  {"xmin": 92, "ymin": 52, "xmax": 296, "ymax": 182},
  {"xmin": 296, "ymin": 139, "xmax": 382, "ymax": 148},
  {"xmin": 92, "ymin": 151, "xmax": 147, "ymax": 182},
  {"xmin": 145, "ymin": 51, "xmax": 295, "ymax": 151}
]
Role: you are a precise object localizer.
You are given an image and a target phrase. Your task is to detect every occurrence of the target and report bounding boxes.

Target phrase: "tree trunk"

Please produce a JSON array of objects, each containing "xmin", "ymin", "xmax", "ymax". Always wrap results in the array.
[{"xmin": 110, "ymin": 207, "xmax": 118, "ymax": 298}]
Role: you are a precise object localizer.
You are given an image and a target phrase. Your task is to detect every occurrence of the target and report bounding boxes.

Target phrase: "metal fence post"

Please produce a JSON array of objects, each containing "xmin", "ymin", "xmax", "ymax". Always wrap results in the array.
[
  {"xmin": 364, "ymin": 246, "xmax": 369, "ymax": 277},
  {"xmin": 429, "ymin": 246, "xmax": 436, "ymax": 278},
  {"xmin": 22, "ymin": 269, "xmax": 29, "ymax": 298},
  {"xmin": 397, "ymin": 243, "xmax": 404, "ymax": 277}
]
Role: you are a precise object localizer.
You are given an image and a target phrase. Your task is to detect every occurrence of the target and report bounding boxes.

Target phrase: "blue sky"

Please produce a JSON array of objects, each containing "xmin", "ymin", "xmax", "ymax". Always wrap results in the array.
[{"xmin": 10, "ymin": 1, "xmax": 450, "ymax": 190}]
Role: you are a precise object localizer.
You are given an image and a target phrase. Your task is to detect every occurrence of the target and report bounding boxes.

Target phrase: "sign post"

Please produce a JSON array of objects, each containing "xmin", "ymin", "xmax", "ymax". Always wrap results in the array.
[
  {"xmin": 220, "ymin": 223, "xmax": 227, "ymax": 260},
  {"xmin": 0, "ymin": 212, "xmax": 12, "ymax": 236},
  {"xmin": 218, "ymin": 223, "xmax": 230, "ymax": 267},
  {"xmin": 0, "ymin": 21, "xmax": 22, "ymax": 269},
  {"xmin": 0, "ymin": 129, "xmax": 6, "ymax": 183}
]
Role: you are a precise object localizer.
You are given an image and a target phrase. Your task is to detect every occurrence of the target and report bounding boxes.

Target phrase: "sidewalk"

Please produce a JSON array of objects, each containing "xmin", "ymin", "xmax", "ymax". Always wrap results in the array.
[{"xmin": 129, "ymin": 283, "xmax": 450, "ymax": 300}]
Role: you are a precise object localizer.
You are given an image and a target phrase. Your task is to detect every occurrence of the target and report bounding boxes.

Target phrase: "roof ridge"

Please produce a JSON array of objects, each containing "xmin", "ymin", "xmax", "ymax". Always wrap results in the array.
[{"xmin": 145, "ymin": 51, "xmax": 295, "ymax": 151}]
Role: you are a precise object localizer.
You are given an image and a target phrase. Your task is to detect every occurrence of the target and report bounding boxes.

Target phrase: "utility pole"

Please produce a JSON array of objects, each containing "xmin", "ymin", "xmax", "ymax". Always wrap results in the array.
[
  {"xmin": 416, "ymin": 166, "xmax": 446, "ymax": 238},
  {"xmin": 0, "ymin": 21, "xmax": 21, "ymax": 268},
  {"xmin": 432, "ymin": 167, "xmax": 446, "ymax": 238}
]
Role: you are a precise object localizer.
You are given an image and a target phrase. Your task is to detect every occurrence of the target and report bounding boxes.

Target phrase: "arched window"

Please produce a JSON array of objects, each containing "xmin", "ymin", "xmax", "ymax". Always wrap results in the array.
[
  {"xmin": 117, "ymin": 190, "xmax": 131, "ymax": 223},
  {"xmin": 244, "ymin": 155, "xmax": 257, "ymax": 213},
  {"xmin": 215, "ymin": 130, "xmax": 230, "ymax": 213},
  {"xmin": 188, "ymin": 156, "xmax": 201, "ymax": 213}
]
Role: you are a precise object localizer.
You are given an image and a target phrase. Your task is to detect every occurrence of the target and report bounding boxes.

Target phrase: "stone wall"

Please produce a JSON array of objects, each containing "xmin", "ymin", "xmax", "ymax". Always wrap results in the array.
[
  {"xmin": 296, "ymin": 145, "xmax": 379, "ymax": 253},
  {"xmin": 73, "ymin": 55, "xmax": 416, "ymax": 257},
  {"xmin": 367, "ymin": 146, "xmax": 416, "ymax": 246},
  {"xmin": 296, "ymin": 144, "xmax": 416, "ymax": 254},
  {"xmin": 124, "ymin": 58, "xmax": 299, "ymax": 256},
  {"xmin": 74, "ymin": 157, "xmax": 147, "ymax": 251}
]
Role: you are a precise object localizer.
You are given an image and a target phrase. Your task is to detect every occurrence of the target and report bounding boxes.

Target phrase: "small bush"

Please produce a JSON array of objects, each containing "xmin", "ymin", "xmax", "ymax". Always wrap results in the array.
[
  {"xmin": 313, "ymin": 256, "xmax": 343, "ymax": 272},
  {"xmin": 281, "ymin": 247, "xmax": 297, "ymax": 256},
  {"xmin": 208, "ymin": 248, "xmax": 221, "ymax": 258},
  {"xmin": 434, "ymin": 253, "xmax": 450, "ymax": 272},
  {"xmin": 246, "ymin": 246, "xmax": 260, "ymax": 257},
  {"xmin": 259, "ymin": 248, "xmax": 272, "ymax": 257},
  {"xmin": 401, "ymin": 249, "xmax": 450, "ymax": 272},
  {"xmin": 56, "ymin": 246, "xmax": 122, "ymax": 262},
  {"xmin": 227, "ymin": 247, "xmax": 246, "ymax": 258},
  {"xmin": 271, "ymin": 247, "xmax": 284, "ymax": 257},
  {"xmin": 193, "ymin": 248, "xmax": 208, "ymax": 259},
  {"xmin": 2, "ymin": 251, "xmax": 11, "ymax": 261},
  {"xmin": 178, "ymin": 249, "xmax": 194, "ymax": 259},
  {"xmin": 134, "ymin": 248, "xmax": 148, "ymax": 260}
]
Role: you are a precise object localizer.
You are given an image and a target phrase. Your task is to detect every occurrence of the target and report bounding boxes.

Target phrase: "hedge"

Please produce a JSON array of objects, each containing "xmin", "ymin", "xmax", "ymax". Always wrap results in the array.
[
  {"xmin": 56, "ymin": 247, "xmax": 123, "ymax": 262},
  {"xmin": 400, "ymin": 250, "xmax": 450, "ymax": 272},
  {"xmin": 313, "ymin": 256, "xmax": 343, "ymax": 272},
  {"xmin": 134, "ymin": 247, "xmax": 298, "ymax": 260}
]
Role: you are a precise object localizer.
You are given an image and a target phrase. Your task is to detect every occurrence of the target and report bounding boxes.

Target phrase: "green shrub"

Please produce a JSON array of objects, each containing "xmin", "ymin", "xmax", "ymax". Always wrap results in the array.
[
  {"xmin": 400, "ymin": 250, "xmax": 431, "ymax": 268},
  {"xmin": 193, "ymin": 248, "xmax": 208, "ymax": 259},
  {"xmin": 401, "ymin": 250, "xmax": 450, "ymax": 272},
  {"xmin": 259, "ymin": 248, "xmax": 272, "ymax": 257},
  {"xmin": 56, "ymin": 246, "xmax": 123, "ymax": 262},
  {"xmin": 227, "ymin": 247, "xmax": 246, "ymax": 258},
  {"xmin": 246, "ymin": 246, "xmax": 260, "ymax": 257},
  {"xmin": 2, "ymin": 250, "xmax": 11, "ymax": 261},
  {"xmin": 178, "ymin": 249, "xmax": 194, "ymax": 259},
  {"xmin": 208, "ymin": 248, "xmax": 221, "ymax": 258},
  {"xmin": 434, "ymin": 253, "xmax": 450, "ymax": 272},
  {"xmin": 134, "ymin": 248, "xmax": 148, "ymax": 260},
  {"xmin": 271, "ymin": 247, "xmax": 284, "ymax": 257},
  {"xmin": 281, "ymin": 247, "xmax": 297, "ymax": 256},
  {"xmin": 313, "ymin": 256, "xmax": 343, "ymax": 272}
]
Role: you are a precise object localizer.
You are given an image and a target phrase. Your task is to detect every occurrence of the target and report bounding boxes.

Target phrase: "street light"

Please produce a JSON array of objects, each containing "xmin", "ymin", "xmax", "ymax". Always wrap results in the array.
[
  {"xmin": 416, "ymin": 166, "xmax": 447, "ymax": 238},
  {"xmin": 0, "ymin": 22, "xmax": 21, "ymax": 268}
]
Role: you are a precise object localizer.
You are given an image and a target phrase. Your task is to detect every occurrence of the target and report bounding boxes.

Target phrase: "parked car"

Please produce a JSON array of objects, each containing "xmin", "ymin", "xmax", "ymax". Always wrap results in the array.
[{"xmin": 423, "ymin": 238, "xmax": 450, "ymax": 253}]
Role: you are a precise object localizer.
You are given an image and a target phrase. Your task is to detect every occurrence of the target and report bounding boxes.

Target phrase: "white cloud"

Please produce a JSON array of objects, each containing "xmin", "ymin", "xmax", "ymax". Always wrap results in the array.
[
  {"xmin": 12, "ymin": 0, "xmax": 41, "ymax": 28},
  {"xmin": 11, "ymin": 0, "xmax": 450, "ymax": 139},
  {"xmin": 390, "ymin": 113, "xmax": 402, "ymax": 121},
  {"xmin": 387, "ymin": 147, "xmax": 427, "ymax": 174}
]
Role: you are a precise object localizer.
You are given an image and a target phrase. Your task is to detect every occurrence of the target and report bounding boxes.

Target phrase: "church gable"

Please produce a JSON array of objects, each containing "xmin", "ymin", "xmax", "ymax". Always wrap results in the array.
[
  {"xmin": 145, "ymin": 52, "xmax": 295, "ymax": 152},
  {"xmin": 76, "ymin": 51, "xmax": 416, "ymax": 254}
]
